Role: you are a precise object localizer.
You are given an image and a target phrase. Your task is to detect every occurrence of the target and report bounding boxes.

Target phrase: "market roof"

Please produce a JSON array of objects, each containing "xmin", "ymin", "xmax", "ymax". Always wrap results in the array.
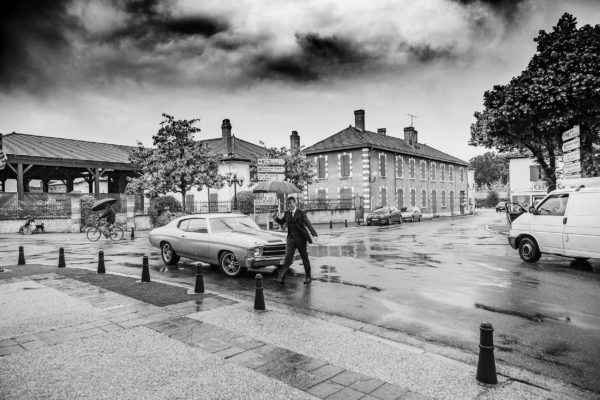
[
  {"xmin": 304, "ymin": 126, "xmax": 468, "ymax": 166},
  {"xmin": 201, "ymin": 135, "xmax": 268, "ymax": 162},
  {"xmin": 1, "ymin": 132, "xmax": 136, "ymax": 169}
]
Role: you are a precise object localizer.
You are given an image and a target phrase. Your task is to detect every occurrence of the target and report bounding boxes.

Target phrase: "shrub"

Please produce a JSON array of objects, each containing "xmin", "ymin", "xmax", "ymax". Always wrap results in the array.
[
  {"xmin": 233, "ymin": 191, "xmax": 256, "ymax": 214},
  {"xmin": 80, "ymin": 195, "xmax": 97, "ymax": 230},
  {"xmin": 149, "ymin": 195, "xmax": 183, "ymax": 227}
]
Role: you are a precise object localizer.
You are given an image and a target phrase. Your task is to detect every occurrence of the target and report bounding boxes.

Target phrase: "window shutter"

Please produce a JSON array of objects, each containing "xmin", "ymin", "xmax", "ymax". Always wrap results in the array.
[
  {"xmin": 318, "ymin": 158, "xmax": 325, "ymax": 178},
  {"xmin": 341, "ymin": 155, "xmax": 350, "ymax": 177},
  {"xmin": 380, "ymin": 155, "xmax": 386, "ymax": 177}
]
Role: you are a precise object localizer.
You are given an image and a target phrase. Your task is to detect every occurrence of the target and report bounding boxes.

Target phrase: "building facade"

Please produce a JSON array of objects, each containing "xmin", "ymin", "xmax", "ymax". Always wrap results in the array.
[{"xmin": 304, "ymin": 110, "xmax": 469, "ymax": 217}]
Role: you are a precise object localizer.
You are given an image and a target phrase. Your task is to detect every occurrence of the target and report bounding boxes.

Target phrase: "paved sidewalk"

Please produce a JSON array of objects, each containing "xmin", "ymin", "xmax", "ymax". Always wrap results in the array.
[{"xmin": 0, "ymin": 264, "xmax": 597, "ymax": 400}]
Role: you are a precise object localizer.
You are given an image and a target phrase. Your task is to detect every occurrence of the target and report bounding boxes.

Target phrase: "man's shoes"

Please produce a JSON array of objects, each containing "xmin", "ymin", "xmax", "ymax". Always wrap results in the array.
[{"xmin": 303, "ymin": 277, "xmax": 312, "ymax": 284}]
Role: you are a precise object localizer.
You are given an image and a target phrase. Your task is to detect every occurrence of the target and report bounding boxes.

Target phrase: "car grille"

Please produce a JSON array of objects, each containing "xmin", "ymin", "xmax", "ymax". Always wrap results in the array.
[{"xmin": 263, "ymin": 244, "xmax": 286, "ymax": 257}]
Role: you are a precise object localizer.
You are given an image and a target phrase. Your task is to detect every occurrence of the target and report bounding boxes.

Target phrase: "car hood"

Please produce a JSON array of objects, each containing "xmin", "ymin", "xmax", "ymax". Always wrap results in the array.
[{"xmin": 212, "ymin": 230, "xmax": 286, "ymax": 246}]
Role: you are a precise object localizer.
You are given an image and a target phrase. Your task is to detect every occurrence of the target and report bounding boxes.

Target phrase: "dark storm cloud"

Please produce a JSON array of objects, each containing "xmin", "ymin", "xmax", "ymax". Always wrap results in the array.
[
  {"xmin": 403, "ymin": 43, "xmax": 458, "ymax": 63},
  {"xmin": 0, "ymin": 0, "xmax": 80, "ymax": 91},
  {"xmin": 450, "ymin": 0, "xmax": 530, "ymax": 22},
  {"xmin": 251, "ymin": 33, "xmax": 374, "ymax": 82}
]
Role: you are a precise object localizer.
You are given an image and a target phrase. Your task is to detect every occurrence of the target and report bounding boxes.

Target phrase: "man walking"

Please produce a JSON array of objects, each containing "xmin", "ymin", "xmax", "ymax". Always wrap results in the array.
[{"xmin": 272, "ymin": 196, "xmax": 318, "ymax": 285}]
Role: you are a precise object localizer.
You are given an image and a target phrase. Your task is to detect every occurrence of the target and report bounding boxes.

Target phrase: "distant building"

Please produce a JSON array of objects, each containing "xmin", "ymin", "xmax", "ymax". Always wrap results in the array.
[
  {"xmin": 48, "ymin": 178, "xmax": 109, "ymax": 193},
  {"xmin": 303, "ymin": 110, "xmax": 469, "ymax": 217}
]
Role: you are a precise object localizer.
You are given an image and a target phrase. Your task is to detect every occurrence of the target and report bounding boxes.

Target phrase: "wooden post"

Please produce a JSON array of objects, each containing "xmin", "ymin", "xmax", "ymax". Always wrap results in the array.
[
  {"xmin": 42, "ymin": 179, "xmax": 50, "ymax": 192},
  {"xmin": 94, "ymin": 168, "xmax": 100, "ymax": 195},
  {"xmin": 1, "ymin": 178, "xmax": 5, "ymax": 192},
  {"xmin": 66, "ymin": 178, "xmax": 74, "ymax": 193},
  {"xmin": 17, "ymin": 163, "xmax": 24, "ymax": 201}
]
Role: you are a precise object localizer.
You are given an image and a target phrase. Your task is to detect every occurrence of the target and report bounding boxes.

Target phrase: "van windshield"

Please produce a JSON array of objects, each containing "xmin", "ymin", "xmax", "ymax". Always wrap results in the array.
[{"xmin": 537, "ymin": 194, "xmax": 569, "ymax": 216}]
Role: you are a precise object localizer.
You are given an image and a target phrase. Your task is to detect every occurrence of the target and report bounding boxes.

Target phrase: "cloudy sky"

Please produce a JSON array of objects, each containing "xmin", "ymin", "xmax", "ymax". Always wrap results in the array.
[{"xmin": 1, "ymin": 0, "xmax": 599, "ymax": 161}]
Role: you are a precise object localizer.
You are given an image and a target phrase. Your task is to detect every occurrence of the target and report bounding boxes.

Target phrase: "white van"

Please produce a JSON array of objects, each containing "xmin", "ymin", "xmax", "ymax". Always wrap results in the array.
[{"xmin": 508, "ymin": 186, "xmax": 600, "ymax": 262}]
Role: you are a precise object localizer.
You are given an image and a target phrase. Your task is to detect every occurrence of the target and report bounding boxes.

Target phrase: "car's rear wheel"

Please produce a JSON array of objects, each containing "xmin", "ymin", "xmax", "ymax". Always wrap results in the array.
[
  {"xmin": 518, "ymin": 238, "xmax": 541, "ymax": 263},
  {"xmin": 161, "ymin": 242, "xmax": 180, "ymax": 265},
  {"xmin": 220, "ymin": 251, "xmax": 244, "ymax": 277}
]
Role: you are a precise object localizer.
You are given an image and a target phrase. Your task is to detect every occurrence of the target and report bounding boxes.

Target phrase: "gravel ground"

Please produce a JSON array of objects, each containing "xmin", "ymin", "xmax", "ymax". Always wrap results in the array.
[
  {"xmin": 0, "ymin": 327, "xmax": 317, "ymax": 400},
  {"xmin": 0, "ymin": 280, "xmax": 108, "ymax": 340},
  {"xmin": 188, "ymin": 304, "xmax": 562, "ymax": 400}
]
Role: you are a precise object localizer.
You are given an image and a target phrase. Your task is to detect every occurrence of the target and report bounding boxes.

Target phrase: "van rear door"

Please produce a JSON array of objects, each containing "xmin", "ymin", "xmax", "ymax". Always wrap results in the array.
[
  {"xmin": 530, "ymin": 193, "xmax": 569, "ymax": 254},
  {"xmin": 563, "ymin": 192, "xmax": 600, "ymax": 258}
]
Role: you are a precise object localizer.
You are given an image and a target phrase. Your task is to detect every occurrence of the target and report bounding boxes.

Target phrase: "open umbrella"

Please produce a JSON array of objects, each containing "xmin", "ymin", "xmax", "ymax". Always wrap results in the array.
[
  {"xmin": 91, "ymin": 198, "xmax": 117, "ymax": 212},
  {"xmin": 252, "ymin": 180, "xmax": 301, "ymax": 194}
]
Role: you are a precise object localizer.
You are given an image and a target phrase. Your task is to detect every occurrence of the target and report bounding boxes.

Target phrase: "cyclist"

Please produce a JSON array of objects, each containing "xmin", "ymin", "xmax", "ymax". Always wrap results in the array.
[{"xmin": 97, "ymin": 204, "xmax": 116, "ymax": 234}]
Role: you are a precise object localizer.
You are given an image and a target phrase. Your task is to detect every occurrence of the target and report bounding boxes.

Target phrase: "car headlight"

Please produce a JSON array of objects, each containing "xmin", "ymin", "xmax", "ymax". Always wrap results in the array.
[{"xmin": 248, "ymin": 247, "xmax": 262, "ymax": 257}]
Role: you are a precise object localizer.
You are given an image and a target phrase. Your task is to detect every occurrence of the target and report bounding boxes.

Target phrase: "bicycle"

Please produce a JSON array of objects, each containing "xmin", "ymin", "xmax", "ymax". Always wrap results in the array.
[{"xmin": 86, "ymin": 222, "xmax": 125, "ymax": 242}]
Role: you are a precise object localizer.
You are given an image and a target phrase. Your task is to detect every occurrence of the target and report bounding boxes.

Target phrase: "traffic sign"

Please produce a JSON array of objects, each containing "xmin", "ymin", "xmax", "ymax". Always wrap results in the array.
[
  {"xmin": 562, "ymin": 125, "xmax": 580, "ymax": 141},
  {"xmin": 258, "ymin": 158, "xmax": 285, "ymax": 166},
  {"xmin": 563, "ymin": 149, "xmax": 581, "ymax": 163},
  {"xmin": 258, "ymin": 173, "xmax": 285, "ymax": 181},
  {"xmin": 258, "ymin": 166, "xmax": 285, "ymax": 173},
  {"xmin": 562, "ymin": 138, "xmax": 580, "ymax": 152},
  {"xmin": 563, "ymin": 161, "xmax": 582, "ymax": 175}
]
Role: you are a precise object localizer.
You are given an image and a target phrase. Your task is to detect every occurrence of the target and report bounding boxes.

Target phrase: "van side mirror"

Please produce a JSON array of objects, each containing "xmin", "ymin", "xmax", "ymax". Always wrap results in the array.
[{"xmin": 529, "ymin": 206, "xmax": 538, "ymax": 215}]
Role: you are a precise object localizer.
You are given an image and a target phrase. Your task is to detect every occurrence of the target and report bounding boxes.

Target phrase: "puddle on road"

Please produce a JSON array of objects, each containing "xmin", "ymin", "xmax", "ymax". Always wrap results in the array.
[{"xmin": 474, "ymin": 302, "xmax": 571, "ymax": 323}]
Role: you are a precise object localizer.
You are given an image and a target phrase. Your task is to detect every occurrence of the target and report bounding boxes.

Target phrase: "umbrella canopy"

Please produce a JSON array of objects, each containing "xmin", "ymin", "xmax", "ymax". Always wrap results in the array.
[
  {"xmin": 252, "ymin": 180, "xmax": 301, "ymax": 194},
  {"xmin": 91, "ymin": 198, "xmax": 117, "ymax": 212}
]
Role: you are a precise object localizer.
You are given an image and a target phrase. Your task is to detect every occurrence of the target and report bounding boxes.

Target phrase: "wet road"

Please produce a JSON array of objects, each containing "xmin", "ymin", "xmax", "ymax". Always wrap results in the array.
[{"xmin": 1, "ymin": 210, "xmax": 599, "ymax": 393}]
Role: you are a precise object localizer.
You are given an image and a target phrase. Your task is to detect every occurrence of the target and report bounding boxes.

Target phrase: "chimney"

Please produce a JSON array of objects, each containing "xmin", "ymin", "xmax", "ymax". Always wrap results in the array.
[
  {"xmin": 377, "ymin": 128, "xmax": 386, "ymax": 135},
  {"xmin": 221, "ymin": 119, "xmax": 232, "ymax": 155},
  {"xmin": 290, "ymin": 130, "xmax": 300, "ymax": 152},
  {"xmin": 404, "ymin": 126, "xmax": 418, "ymax": 146},
  {"xmin": 354, "ymin": 109, "xmax": 365, "ymax": 131}
]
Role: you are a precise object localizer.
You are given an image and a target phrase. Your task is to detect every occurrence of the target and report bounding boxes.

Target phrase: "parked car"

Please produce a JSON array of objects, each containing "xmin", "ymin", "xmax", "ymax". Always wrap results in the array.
[
  {"xmin": 508, "ymin": 186, "xmax": 600, "ymax": 262},
  {"xmin": 366, "ymin": 206, "xmax": 402, "ymax": 225},
  {"xmin": 495, "ymin": 202, "xmax": 507, "ymax": 212},
  {"xmin": 400, "ymin": 207, "xmax": 422, "ymax": 222},
  {"xmin": 149, "ymin": 213, "xmax": 287, "ymax": 277}
]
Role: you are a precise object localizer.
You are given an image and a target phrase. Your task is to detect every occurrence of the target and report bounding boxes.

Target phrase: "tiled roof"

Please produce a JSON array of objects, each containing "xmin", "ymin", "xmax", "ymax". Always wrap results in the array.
[
  {"xmin": 201, "ymin": 136, "xmax": 268, "ymax": 162},
  {"xmin": 1, "ymin": 133, "xmax": 133, "ymax": 164},
  {"xmin": 304, "ymin": 126, "xmax": 468, "ymax": 166}
]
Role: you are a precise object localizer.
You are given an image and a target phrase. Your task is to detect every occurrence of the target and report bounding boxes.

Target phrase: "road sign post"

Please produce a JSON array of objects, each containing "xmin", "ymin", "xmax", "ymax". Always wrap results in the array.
[
  {"xmin": 562, "ymin": 126, "xmax": 582, "ymax": 179},
  {"xmin": 257, "ymin": 158, "xmax": 285, "ymax": 182}
]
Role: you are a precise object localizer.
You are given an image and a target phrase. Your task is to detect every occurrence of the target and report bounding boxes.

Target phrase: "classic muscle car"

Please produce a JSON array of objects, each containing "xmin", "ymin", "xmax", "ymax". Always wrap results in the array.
[{"xmin": 149, "ymin": 213, "xmax": 287, "ymax": 277}]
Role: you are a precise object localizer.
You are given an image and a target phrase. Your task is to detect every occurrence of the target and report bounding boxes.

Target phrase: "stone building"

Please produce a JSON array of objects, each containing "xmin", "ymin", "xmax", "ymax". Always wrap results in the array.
[{"xmin": 303, "ymin": 110, "xmax": 469, "ymax": 217}]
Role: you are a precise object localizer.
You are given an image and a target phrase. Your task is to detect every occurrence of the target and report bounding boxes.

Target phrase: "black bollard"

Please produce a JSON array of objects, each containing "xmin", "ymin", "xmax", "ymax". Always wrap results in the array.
[
  {"xmin": 345, "ymin": 219, "xmax": 348, "ymax": 228},
  {"xmin": 97, "ymin": 251, "xmax": 106, "ymax": 274},
  {"xmin": 141, "ymin": 255, "xmax": 151, "ymax": 282},
  {"xmin": 130, "ymin": 227, "xmax": 135, "ymax": 241},
  {"xmin": 254, "ymin": 274, "xmax": 265, "ymax": 311},
  {"xmin": 194, "ymin": 264, "xmax": 204, "ymax": 293},
  {"xmin": 329, "ymin": 220, "xmax": 333, "ymax": 229},
  {"xmin": 476, "ymin": 322, "xmax": 498, "ymax": 384},
  {"xmin": 18, "ymin": 246, "xmax": 25, "ymax": 265},
  {"xmin": 58, "ymin": 248, "xmax": 66, "ymax": 268}
]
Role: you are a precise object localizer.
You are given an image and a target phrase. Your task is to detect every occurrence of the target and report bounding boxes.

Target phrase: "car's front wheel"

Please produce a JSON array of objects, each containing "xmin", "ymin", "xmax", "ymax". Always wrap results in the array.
[
  {"xmin": 387, "ymin": 217, "xmax": 392, "ymax": 225},
  {"xmin": 161, "ymin": 242, "xmax": 180, "ymax": 265},
  {"xmin": 518, "ymin": 238, "xmax": 541, "ymax": 263},
  {"xmin": 219, "ymin": 251, "xmax": 244, "ymax": 277}
]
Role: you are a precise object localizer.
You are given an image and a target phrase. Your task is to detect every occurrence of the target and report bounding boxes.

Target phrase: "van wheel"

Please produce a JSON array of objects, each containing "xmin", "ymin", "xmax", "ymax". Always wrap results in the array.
[{"xmin": 519, "ymin": 238, "xmax": 541, "ymax": 263}]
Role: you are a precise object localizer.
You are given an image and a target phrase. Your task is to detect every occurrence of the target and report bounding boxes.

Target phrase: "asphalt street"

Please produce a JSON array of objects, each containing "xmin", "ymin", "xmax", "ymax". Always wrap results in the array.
[{"xmin": 1, "ymin": 209, "xmax": 599, "ymax": 393}]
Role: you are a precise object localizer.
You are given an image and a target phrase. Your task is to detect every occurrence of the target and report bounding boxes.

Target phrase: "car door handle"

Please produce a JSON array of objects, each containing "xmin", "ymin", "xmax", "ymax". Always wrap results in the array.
[
  {"xmin": 181, "ymin": 234, "xmax": 187, "ymax": 238},
  {"xmin": 563, "ymin": 217, "xmax": 567, "ymax": 225}
]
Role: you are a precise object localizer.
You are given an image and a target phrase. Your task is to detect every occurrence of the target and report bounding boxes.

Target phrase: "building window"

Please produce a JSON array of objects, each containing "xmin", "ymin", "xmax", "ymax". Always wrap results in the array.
[
  {"xmin": 410, "ymin": 189, "xmax": 416, "ymax": 207},
  {"xmin": 440, "ymin": 164, "xmax": 445, "ymax": 181},
  {"xmin": 397, "ymin": 156, "xmax": 403, "ymax": 178},
  {"xmin": 449, "ymin": 165, "xmax": 454, "ymax": 182},
  {"xmin": 409, "ymin": 158, "xmax": 415, "ymax": 179},
  {"xmin": 397, "ymin": 188, "xmax": 404, "ymax": 208},
  {"xmin": 316, "ymin": 189, "xmax": 327, "ymax": 208},
  {"xmin": 460, "ymin": 167, "xmax": 464, "ymax": 183},
  {"xmin": 379, "ymin": 154, "xmax": 386, "ymax": 177},
  {"xmin": 380, "ymin": 187, "xmax": 387, "ymax": 206},
  {"xmin": 441, "ymin": 190, "xmax": 446, "ymax": 207},
  {"xmin": 317, "ymin": 157, "xmax": 326, "ymax": 179},
  {"xmin": 431, "ymin": 162, "xmax": 436, "ymax": 181},
  {"xmin": 340, "ymin": 154, "xmax": 350, "ymax": 177},
  {"xmin": 421, "ymin": 189, "xmax": 427, "ymax": 208},
  {"xmin": 420, "ymin": 161, "xmax": 426, "ymax": 180},
  {"xmin": 340, "ymin": 188, "xmax": 352, "ymax": 208}
]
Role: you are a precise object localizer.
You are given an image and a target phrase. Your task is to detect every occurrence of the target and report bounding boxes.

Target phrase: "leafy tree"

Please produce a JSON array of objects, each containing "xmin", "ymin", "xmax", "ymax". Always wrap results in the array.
[
  {"xmin": 126, "ymin": 114, "xmax": 225, "ymax": 211},
  {"xmin": 470, "ymin": 13, "xmax": 600, "ymax": 189},
  {"xmin": 258, "ymin": 142, "xmax": 315, "ymax": 191},
  {"xmin": 486, "ymin": 190, "xmax": 500, "ymax": 208},
  {"xmin": 469, "ymin": 152, "xmax": 508, "ymax": 188}
]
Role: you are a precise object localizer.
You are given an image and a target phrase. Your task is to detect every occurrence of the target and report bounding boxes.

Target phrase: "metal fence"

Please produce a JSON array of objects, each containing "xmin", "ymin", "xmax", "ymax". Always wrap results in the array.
[
  {"xmin": 299, "ymin": 199, "xmax": 355, "ymax": 211},
  {"xmin": 0, "ymin": 193, "xmax": 71, "ymax": 219},
  {"xmin": 191, "ymin": 201, "xmax": 232, "ymax": 214}
]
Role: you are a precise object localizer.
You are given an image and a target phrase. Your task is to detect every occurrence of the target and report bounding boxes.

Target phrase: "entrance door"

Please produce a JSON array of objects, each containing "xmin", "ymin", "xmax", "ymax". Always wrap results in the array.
[
  {"xmin": 449, "ymin": 191, "xmax": 454, "ymax": 212},
  {"xmin": 208, "ymin": 193, "xmax": 218, "ymax": 213},
  {"xmin": 340, "ymin": 188, "xmax": 352, "ymax": 209},
  {"xmin": 531, "ymin": 193, "xmax": 568, "ymax": 254},
  {"xmin": 431, "ymin": 190, "xmax": 437, "ymax": 215}
]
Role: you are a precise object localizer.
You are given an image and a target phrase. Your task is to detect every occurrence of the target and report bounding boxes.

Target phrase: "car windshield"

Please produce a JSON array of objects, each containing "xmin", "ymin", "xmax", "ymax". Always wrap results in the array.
[
  {"xmin": 209, "ymin": 216, "xmax": 261, "ymax": 234},
  {"xmin": 373, "ymin": 207, "xmax": 390, "ymax": 214},
  {"xmin": 400, "ymin": 207, "xmax": 408, "ymax": 212}
]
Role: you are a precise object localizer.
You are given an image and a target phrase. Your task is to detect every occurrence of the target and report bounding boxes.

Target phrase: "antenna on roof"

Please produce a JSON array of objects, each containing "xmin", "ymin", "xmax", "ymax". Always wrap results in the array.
[{"xmin": 407, "ymin": 114, "xmax": 417, "ymax": 127}]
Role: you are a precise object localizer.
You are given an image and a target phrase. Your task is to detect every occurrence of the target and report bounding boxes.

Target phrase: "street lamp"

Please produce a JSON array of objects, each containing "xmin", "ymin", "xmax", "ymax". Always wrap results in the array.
[{"xmin": 226, "ymin": 174, "xmax": 244, "ymax": 211}]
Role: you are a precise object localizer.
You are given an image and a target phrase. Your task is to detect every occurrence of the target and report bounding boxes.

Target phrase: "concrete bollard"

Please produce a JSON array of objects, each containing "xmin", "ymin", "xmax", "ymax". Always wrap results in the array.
[
  {"xmin": 194, "ymin": 264, "xmax": 204, "ymax": 293},
  {"xmin": 345, "ymin": 219, "xmax": 348, "ymax": 228},
  {"xmin": 254, "ymin": 274, "xmax": 265, "ymax": 311},
  {"xmin": 58, "ymin": 248, "xmax": 66, "ymax": 268},
  {"xmin": 329, "ymin": 220, "xmax": 333, "ymax": 229},
  {"xmin": 18, "ymin": 246, "xmax": 25, "ymax": 265},
  {"xmin": 476, "ymin": 322, "xmax": 498, "ymax": 384},
  {"xmin": 141, "ymin": 255, "xmax": 151, "ymax": 282},
  {"xmin": 97, "ymin": 251, "xmax": 106, "ymax": 274},
  {"xmin": 130, "ymin": 227, "xmax": 135, "ymax": 241}
]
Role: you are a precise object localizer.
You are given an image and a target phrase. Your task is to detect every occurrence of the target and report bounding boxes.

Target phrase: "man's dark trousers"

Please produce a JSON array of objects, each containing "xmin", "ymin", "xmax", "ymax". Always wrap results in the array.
[{"xmin": 278, "ymin": 236, "xmax": 311, "ymax": 282}]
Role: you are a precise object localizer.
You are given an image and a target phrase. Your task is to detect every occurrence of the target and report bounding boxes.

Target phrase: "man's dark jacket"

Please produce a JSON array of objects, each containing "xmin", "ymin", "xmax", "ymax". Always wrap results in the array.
[
  {"xmin": 274, "ymin": 209, "xmax": 317, "ymax": 244},
  {"xmin": 99, "ymin": 207, "xmax": 116, "ymax": 224}
]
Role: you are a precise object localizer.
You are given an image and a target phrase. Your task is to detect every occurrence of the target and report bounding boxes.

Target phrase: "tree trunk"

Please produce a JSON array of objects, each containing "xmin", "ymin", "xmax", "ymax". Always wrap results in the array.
[
  {"xmin": 528, "ymin": 145, "xmax": 557, "ymax": 192},
  {"xmin": 181, "ymin": 190, "xmax": 186, "ymax": 213}
]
